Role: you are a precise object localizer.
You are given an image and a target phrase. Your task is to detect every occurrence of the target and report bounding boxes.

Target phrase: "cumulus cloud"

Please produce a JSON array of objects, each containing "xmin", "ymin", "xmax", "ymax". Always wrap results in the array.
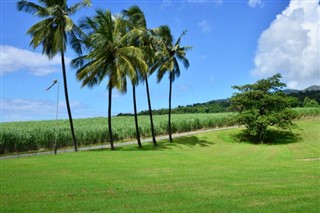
[
  {"xmin": 0, "ymin": 45, "xmax": 70, "ymax": 76},
  {"xmin": 198, "ymin": 19, "xmax": 212, "ymax": 33},
  {"xmin": 248, "ymin": 0, "xmax": 263, "ymax": 8},
  {"xmin": 252, "ymin": 0, "xmax": 320, "ymax": 89}
]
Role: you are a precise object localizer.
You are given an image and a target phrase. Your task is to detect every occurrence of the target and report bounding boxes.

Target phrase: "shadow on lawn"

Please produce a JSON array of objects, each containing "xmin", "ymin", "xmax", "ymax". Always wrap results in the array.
[
  {"xmin": 172, "ymin": 136, "xmax": 212, "ymax": 147},
  {"xmin": 233, "ymin": 129, "xmax": 302, "ymax": 145},
  {"xmin": 106, "ymin": 135, "xmax": 213, "ymax": 151}
]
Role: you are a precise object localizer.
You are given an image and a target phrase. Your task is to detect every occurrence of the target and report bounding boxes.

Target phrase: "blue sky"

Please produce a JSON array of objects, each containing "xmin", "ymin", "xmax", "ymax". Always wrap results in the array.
[{"xmin": 1, "ymin": 0, "xmax": 319, "ymax": 122}]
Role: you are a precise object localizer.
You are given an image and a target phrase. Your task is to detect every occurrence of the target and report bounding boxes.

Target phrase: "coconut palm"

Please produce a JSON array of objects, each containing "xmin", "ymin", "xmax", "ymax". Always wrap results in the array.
[
  {"xmin": 156, "ymin": 27, "xmax": 191, "ymax": 142},
  {"xmin": 122, "ymin": 6, "xmax": 162, "ymax": 146},
  {"xmin": 17, "ymin": 0, "xmax": 92, "ymax": 152},
  {"xmin": 71, "ymin": 9, "xmax": 147, "ymax": 150}
]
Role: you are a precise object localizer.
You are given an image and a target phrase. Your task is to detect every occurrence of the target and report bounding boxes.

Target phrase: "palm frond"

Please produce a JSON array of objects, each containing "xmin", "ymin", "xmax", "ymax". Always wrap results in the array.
[
  {"xmin": 27, "ymin": 18, "xmax": 53, "ymax": 49},
  {"xmin": 17, "ymin": 0, "xmax": 48, "ymax": 17},
  {"xmin": 175, "ymin": 30, "xmax": 187, "ymax": 46},
  {"xmin": 122, "ymin": 5, "xmax": 147, "ymax": 29},
  {"xmin": 172, "ymin": 58, "xmax": 181, "ymax": 82},
  {"xmin": 68, "ymin": 0, "xmax": 91, "ymax": 15},
  {"xmin": 71, "ymin": 55, "xmax": 88, "ymax": 69},
  {"xmin": 176, "ymin": 54, "xmax": 190, "ymax": 69}
]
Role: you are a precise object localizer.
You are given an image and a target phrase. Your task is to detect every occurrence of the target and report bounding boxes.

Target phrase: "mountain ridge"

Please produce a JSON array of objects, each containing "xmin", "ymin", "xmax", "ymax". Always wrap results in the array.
[{"xmin": 284, "ymin": 85, "xmax": 320, "ymax": 94}]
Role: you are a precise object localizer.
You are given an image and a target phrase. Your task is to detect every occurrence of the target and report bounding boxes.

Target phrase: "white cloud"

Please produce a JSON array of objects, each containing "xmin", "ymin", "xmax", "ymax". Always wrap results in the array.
[
  {"xmin": 0, "ymin": 45, "xmax": 70, "ymax": 76},
  {"xmin": 0, "ymin": 98, "xmax": 83, "ymax": 122},
  {"xmin": 198, "ymin": 19, "xmax": 212, "ymax": 33},
  {"xmin": 248, "ymin": 0, "xmax": 263, "ymax": 8},
  {"xmin": 251, "ymin": 0, "xmax": 320, "ymax": 89}
]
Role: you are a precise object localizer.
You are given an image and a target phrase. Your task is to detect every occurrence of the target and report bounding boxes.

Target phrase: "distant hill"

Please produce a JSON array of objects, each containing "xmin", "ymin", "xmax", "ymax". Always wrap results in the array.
[
  {"xmin": 283, "ymin": 89, "xmax": 300, "ymax": 94},
  {"xmin": 304, "ymin": 85, "xmax": 320, "ymax": 92},
  {"xmin": 117, "ymin": 85, "xmax": 320, "ymax": 116},
  {"xmin": 284, "ymin": 85, "xmax": 320, "ymax": 94},
  {"xmin": 135, "ymin": 99, "xmax": 231, "ymax": 116},
  {"xmin": 285, "ymin": 85, "xmax": 320, "ymax": 107}
]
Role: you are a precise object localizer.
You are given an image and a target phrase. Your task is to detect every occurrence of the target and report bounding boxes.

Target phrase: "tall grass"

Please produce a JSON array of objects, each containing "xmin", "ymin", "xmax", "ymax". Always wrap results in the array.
[
  {"xmin": 0, "ymin": 113, "xmax": 236, "ymax": 154},
  {"xmin": 293, "ymin": 107, "xmax": 320, "ymax": 118},
  {"xmin": 1, "ymin": 108, "xmax": 319, "ymax": 154}
]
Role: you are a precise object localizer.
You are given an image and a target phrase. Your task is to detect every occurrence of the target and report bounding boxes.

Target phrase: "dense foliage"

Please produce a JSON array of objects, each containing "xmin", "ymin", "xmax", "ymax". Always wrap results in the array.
[
  {"xmin": 288, "ymin": 90, "xmax": 320, "ymax": 107},
  {"xmin": 133, "ymin": 100, "xmax": 231, "ymax": 116},
  {"xmin": 230, "ymin": 74, "xmax": 298, "ymax": 143}
]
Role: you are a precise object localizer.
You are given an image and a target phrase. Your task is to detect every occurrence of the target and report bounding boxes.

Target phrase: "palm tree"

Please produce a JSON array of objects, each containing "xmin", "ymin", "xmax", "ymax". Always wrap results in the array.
[
  {"xmin": 122, "ymin": 6, "xmax": 161, "ymax": 146},
  {"xmin": 71, "ymin": 9, "xmax": 147, "ymax": 150},
  {"xmin": 156, "ymin": 27, "xmax": 191, "ymax": 142},
  {"xmin": 17, "ymin": 0, "xmax": 91, "ymax": 152}
]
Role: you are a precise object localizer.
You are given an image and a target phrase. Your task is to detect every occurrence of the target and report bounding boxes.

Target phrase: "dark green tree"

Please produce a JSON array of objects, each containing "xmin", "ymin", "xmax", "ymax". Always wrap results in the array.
[
  {"xmin": 17, "ymin": 0, "xmax": 92, "ymax": 152},
  {"xmin": 303, "ymin": 97, "xmax": 319, "ymax": 108},
  {"xmin": 230, "ymin": 74, "xmax": 297, "ymax": 143}
]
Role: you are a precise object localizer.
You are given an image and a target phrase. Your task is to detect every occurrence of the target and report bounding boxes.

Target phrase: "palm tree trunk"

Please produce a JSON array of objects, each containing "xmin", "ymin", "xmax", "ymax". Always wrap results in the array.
[
  {"xmin": 132, "ymin": 84, "xmax": 142, "ymax": 148},
  {"xmin": 108, "ymin": 85, "xmax": 115, "ymax": 150},
  {"xmin": 168, "ymin": 72, "xmax": 173, "ymax": 143},
  {"xmin": 145, "ymin": 78, "xmax": 158, "ymax": 146},
  {"xmin": 61, "ymin": 51, "xmax": 78, "ymax": 151}
]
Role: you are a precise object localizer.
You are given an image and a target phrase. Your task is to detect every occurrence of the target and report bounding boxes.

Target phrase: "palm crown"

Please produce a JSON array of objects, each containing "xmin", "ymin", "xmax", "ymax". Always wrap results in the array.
[
  {"xmin": 17, "ymin": 0, "xmax": 91, "ymax": 58},
  {"xmin": 72, "ymin": 9, "xmax": 147, "ymax": 91},
  {"xmin": 156, "ymin": 27, "xmax": 191, "ymax": 82}
]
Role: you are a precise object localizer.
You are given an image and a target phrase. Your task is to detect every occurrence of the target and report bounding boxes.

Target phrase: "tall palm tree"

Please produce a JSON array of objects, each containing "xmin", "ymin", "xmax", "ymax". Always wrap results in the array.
[
  {"xmin": 17, "ymin": 0, "xmax": 91, "ymax": 152},
  {"xmin": 71, "ymin": 9, "xmax": 147, "ymax": 150},
  {"xmin": 122, "ymin": 6, "xmax": 161, "ymax": 146},
  {"xmin": 156, "ymin": 27, "xmax": 191, "ymax": 142},
  {"xmin": 121, "ymin": 6, "xmax": 146, "ymax": 148}
]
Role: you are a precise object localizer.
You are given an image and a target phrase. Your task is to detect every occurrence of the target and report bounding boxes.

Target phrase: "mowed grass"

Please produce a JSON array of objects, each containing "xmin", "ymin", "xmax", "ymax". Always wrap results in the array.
[{"xmin": 1, "ymin": 119, "xmax": 319, "ymax": 212}]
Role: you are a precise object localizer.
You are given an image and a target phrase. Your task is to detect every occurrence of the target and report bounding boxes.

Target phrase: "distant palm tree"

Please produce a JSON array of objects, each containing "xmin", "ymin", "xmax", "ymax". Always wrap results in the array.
[
  {"xmin": 156, "ymin": 27, "xmax": 191, "ymax": 142},
  {"xmin": 71, "ymin": 9, "xmax": 147, "ymax": 150},
  {"xmin": 122, "ymin": 6, "xmax": 162, "ymax": 147},
  {"xmin": 17, "ymin": 0, "xmax": 92, "ymax": 152}
]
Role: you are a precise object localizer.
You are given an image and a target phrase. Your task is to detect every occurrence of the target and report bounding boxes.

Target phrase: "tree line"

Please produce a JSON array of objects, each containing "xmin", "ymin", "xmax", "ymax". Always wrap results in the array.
[
  {"xmin": 117, "ymin": 99, "xmax": 231, "ymax": 116},
  {"xmin": 116, "ymin": 90, "xmax": 319, "ymax": 116},
  {"xmin": 18, "ymin": 0, "xmax": 191, "ymax": 151}
]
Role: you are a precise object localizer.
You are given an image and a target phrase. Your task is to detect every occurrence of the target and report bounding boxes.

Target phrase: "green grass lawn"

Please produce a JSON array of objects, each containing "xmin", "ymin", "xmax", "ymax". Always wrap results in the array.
[{"xmin": 1, "ymin": 119, "xmax": 319, "ymax": 212}]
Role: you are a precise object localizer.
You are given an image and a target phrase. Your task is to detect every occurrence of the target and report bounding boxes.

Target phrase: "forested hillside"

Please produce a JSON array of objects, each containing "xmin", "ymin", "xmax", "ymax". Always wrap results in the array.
[{"xmin": 117, "ymin": 86, "xmax": 320, "ymax": 116}]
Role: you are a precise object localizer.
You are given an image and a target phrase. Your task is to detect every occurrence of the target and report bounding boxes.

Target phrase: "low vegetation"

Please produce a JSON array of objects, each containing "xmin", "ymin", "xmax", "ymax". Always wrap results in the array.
[
  {"xmin": 1, "ymin": 119, "xmax": 319, "ymax": 212},
  {"xmin": 1, "ymin": 108, "xmax": 319, "ymax": 154},
  {"xmin": 0, "ymin": 113, "xmax": 236, "ymax": 154}
]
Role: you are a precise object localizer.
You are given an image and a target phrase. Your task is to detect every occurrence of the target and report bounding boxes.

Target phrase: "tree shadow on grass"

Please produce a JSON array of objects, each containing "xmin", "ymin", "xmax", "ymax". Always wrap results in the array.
[
  {"xmin": 173, "ymin": 136, "xmax": 213, "ymax": 147},
  {"xmin": 114, "ymin": 136, "xmax": 213, "ymax": 151},
  {"xmin": 233, "ymin": 129, "xmax": 302, "ymax": 145}
]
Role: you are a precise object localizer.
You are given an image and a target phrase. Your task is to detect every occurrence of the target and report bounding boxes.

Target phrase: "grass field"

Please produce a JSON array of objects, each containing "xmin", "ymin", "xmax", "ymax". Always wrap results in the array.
[{"xmin": 1, "ymin": 119, "xmax": 319, "ymax": 212}]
